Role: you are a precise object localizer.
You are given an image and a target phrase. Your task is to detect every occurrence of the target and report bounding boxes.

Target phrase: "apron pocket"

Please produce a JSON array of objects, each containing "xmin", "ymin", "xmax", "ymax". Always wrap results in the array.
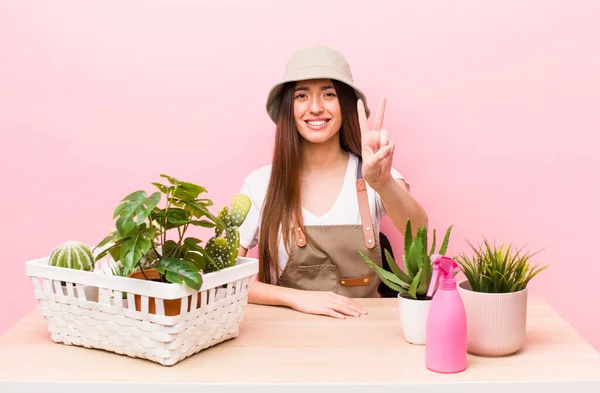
[{"xmin": 294, "ymin": 264, "xmax": 338, "ymax": 292}]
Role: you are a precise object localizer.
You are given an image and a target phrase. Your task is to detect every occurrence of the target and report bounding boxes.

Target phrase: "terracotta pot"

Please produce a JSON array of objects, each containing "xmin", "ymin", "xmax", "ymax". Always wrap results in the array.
[
  {"xmin": 128, "ymin": 268, "xmax": 202, "ymax": 316},
  {"xmin": 397, "ymin": 293, "xmax": 432, "ymax": 345},
  {"xmin": 457, "ymin": 279, "xmax": 527, "ymax": 356}
]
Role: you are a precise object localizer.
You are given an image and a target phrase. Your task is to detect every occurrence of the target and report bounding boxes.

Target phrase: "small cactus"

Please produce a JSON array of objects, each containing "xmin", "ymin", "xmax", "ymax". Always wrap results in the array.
[
  {"xmin": 205, "ymin": 194, "xmax": 251, "ymax": 272},
  {"xmin": 49, "ymin": 241, "xmax": 95, "ymax": 271}
]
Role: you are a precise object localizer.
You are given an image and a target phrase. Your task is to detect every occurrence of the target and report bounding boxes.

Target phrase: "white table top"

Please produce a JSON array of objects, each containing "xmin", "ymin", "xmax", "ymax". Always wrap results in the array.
[{"xmin": 1, "ymin": 297, "xmax": 599, "ymax": 392}]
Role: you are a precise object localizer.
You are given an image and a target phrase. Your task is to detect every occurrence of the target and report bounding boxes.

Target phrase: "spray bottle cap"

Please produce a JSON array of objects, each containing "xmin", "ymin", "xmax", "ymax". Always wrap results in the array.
[{"xmin": 427, "ymin": 254, "xmax": 459, "ymax": 298}]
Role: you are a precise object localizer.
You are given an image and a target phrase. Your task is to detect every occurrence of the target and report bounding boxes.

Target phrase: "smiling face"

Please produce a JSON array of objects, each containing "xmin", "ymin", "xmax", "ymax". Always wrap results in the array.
[{"xmin": 293, "ymin": 79, "xmax": 343, "ymax": 145}]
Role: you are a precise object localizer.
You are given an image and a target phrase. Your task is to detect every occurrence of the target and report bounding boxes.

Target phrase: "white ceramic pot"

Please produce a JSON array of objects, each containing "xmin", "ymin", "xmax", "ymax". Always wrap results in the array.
[
  {"xmin": 457, "ymin": 279, "xmax": 528, "ymax": 356},
  {"xmin": 397, "ymin": 294, "xmax": 432, "ymax": 345}
]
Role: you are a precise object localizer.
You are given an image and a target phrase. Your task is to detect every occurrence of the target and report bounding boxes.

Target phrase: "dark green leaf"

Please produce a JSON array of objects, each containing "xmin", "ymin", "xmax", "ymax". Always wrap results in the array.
[
  {"xmin": 155, "ymin": 258, "xmax": 202, "ymax": 290},
  {"xmin": 183, "ymin": 237, "xmax": 203, "ymax": 246},
  {"xmin": 190, "ymin": 220, "xmax": 216, "ymax": 228},
  {"xmin": 186, "ymin": 252, "xmax": 206, "ymax": 270},
  {"xmin": 165, "ymin": 208, "xmax": 189, "ymax": 226},
  {"xmin": 162, "ymin": 240, "xmax": 180, "ymax": 258}
]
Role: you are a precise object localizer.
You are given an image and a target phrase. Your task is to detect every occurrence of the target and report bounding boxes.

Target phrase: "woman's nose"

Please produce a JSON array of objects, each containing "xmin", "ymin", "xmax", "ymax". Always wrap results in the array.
[{"xmin": 309, "ymin": 96, "xmax": 324, "ymax": 114}]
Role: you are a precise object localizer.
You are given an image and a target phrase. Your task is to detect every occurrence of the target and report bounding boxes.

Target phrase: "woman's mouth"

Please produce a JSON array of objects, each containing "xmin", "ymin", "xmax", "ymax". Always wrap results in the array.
[{"xmin": 304, "ymin": 119, "xmax": 330, "ymax": 130}]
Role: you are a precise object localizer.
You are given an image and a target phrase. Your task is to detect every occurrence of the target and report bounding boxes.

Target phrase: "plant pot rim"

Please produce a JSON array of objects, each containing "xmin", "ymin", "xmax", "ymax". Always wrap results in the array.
[
  {"xmin": 457, "ymin": 279, "xmax": 528, "ymax": 296},
  {"xmin": 397, "ymin": 293, "xmax": 432, "ymax": 302}
]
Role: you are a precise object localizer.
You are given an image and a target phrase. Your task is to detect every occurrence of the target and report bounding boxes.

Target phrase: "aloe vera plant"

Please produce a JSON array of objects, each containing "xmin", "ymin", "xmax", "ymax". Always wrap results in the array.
[
  {"xmin": 94, "ymin": 174, "xmax": 251, "ymax": 290},
  {"xmin": 360, "ymin": 219, "xmax": 453, "ymax": 300},
  {"xmin": 454, "ymin": 238, "xmax": 548, "ymax": 293}
]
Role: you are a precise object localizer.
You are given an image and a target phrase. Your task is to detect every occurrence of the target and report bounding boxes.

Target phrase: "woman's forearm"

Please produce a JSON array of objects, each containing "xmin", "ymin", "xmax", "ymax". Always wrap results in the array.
[
  {"xmin": 237, "ymin": 246, "xmax": 297, "ymax": 307},
  {"xmin": 375, "ymin": 178, "xmax": 428, "ymax": 237},
  {"xmin": 247, "ymin": 280, "xmax": 297, "ymax": 307}
]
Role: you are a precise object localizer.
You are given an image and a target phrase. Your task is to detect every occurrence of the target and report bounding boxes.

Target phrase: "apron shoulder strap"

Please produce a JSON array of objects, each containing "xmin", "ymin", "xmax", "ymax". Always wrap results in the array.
[
  {"xmin": 356, "ymin": 158, "xmax": 376, "ymax": 249},
  {"xmin": 291, "ymin": 155, "xmax": 376, "ymax": 249}
]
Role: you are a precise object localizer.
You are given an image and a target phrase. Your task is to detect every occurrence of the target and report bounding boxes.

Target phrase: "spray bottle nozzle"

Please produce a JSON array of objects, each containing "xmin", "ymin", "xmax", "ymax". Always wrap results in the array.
[{"xmin": 427, "ymin": 254, "xmax": 459, "ymax": 298}]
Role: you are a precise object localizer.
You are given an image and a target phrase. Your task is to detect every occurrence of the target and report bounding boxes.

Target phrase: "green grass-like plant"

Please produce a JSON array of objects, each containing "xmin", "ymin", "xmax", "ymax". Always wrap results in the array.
[{"xmin": 455, "ymin": 238, "xmax": 549, "ymax": 293}]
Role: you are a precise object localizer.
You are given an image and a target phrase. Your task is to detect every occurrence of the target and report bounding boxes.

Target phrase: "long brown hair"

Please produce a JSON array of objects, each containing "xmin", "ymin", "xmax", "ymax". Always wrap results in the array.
[{"xmin": 258, "ymin": 79, "xmax": 364, "ymax": 284}]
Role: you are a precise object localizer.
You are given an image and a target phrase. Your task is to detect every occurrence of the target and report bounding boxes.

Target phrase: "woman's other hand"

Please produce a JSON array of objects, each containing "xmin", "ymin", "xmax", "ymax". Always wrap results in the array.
[{"xmin": 288, "ymin": 290, "xmax": 368, "ymax": 319}]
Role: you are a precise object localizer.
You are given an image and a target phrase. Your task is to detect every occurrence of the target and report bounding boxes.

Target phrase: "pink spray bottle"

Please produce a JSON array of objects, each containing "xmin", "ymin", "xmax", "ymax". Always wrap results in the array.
[{"xmin": 425, "ymin": 254, "xmax": 467, "ymax": 373}]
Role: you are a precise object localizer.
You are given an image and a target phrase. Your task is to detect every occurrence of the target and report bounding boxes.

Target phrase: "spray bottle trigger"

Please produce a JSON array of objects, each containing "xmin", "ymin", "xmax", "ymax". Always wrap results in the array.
[{"xmin": 427, "ymin": 254, "xmax": 443, "ymax": 298}]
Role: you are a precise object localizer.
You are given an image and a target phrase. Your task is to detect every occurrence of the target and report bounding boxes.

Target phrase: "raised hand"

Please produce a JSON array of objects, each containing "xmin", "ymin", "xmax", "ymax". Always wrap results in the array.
[{"xmin": 358, "ymin": 98, "xmax": 395, "ymax": 190}]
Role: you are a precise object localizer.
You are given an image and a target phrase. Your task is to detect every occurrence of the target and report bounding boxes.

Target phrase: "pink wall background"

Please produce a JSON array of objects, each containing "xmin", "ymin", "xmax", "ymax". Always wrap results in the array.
[{"xmin": 1, "ymin": 1, "xmax": 599, "ymax": 350}]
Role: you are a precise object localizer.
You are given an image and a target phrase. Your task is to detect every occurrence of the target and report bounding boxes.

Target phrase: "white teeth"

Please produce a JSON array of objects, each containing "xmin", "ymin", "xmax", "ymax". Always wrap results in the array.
[{"xmin": 307, "ymin": 120, "xmax": 327, "ymax": 126}]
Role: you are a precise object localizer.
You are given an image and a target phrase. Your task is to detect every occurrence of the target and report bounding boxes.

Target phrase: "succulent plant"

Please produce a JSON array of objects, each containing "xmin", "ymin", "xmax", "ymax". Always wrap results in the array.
[
  {"xmin": 50, "ymin": 241, "xmax": 95, "ymax": 271},
  {"xmin": 360, "ymin": 219, "xmax": 453, "ymax": 300},
  {"xmin": 204, "ymin": 194, "xmax": 251, "ymax": 273},
  {"xmin": 455, "ymin": 238, "xmax": 548, "ymax": 293}
]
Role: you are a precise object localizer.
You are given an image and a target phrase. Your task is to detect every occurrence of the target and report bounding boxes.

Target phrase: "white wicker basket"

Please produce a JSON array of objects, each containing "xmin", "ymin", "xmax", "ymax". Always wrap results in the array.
[{"xmin": 25, "ymin": 254, "xmax": 258, "ymax": 366}]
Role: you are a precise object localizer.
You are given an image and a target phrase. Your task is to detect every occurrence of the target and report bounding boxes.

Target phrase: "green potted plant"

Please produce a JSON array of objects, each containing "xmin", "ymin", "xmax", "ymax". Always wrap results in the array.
[
  {"xmin": 360, "ymin": 219, "xmax": 453, "ymax": 345},
  {"xmin": 94, "ymin": 174, "xmax": 251, "ymax": 316},
  {"xmin": 455, "ymin": 238, "xmax": 549, "ymax": 356}
]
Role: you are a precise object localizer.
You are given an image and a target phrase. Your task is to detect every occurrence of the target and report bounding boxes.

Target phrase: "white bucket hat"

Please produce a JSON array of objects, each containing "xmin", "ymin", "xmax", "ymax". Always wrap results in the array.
[{"xmin": 266, "ymin": 45, "xmax": 370, "ymax": 123}]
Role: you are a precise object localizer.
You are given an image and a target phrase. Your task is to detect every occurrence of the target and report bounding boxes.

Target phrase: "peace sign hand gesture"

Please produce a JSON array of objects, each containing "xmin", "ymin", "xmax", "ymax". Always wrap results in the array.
[{"xmin": 358, "ymin": 98, "xmax": 395, "ymax": 191}]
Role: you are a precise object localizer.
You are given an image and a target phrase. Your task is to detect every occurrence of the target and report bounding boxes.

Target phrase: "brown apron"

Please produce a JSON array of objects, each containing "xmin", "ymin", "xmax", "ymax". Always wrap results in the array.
[{"xmin": 277, "ymin": 159, "xmax": 383, "ymax": 298}]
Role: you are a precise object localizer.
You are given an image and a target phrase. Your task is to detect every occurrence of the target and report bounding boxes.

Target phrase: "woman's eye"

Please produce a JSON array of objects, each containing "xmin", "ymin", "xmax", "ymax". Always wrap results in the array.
[
  {"xmin": 295, "ymin": 93, "xmax": 307, "ymax": 99},
  {"xmin": 324, "ymin": 92, "xmax": 337, "ymax": 97}
]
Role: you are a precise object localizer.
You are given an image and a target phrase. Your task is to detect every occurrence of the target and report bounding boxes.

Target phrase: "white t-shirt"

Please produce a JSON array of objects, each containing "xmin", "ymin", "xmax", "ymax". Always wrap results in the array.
[{"xmin": 237, "ymin": 153, "xmax": 408, "ymax": 278}]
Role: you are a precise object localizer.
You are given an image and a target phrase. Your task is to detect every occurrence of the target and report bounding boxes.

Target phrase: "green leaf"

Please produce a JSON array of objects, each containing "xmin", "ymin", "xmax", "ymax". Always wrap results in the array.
[
  {"xmin": 120, "ymin": 226, "xmax": 155, "ymax": 273},
  {"xmin": 108, "ymin": 245, "xmax": 122, "ymax": 264},
  {"xmin": 415, "ymin": 226, "xmax": 426, "ymax": 269},
  {"xmin": 95, "ymin": 241, "xmax": 123, "ymax": 262},
  {"xmin": 380, "ymin": 276, "xmax": 409, "ymax": 293},
  {"xmin": 165, "ymin": 208, "xmax": 189, "ymax": 226},
  {"xmin": 195, "ymin": 198, "xmax": 214, "ymax": 207},
  {"xmin": 155, "ymin": 258, "xmax": 202, "ymax": 291},
  {"xmin": 96, "ymin": 231, "xmax": 117, "ymax": 249},
  {"xmin": 152, "ymin": 182, "xmax": 169, "ymax": 194},
  {"xmin": 438, "ymin": 225, "xmax": 453, "ymax": 255},
  {"xmin": 408, "ymin": 269, "xmax": 423, "ymax": 299},
  {"xmin": 417, "ymin": 255, "xmax": 432, "ymax": 296},
  {"xmin": 403, "ymin": 219, "xmax": 412, "ymax": 258},
  {"xmin": 384, "ymin": 249, "xmax": 412, "ymax": 283},
  {"xmin": 186, "ymin": 252, "xmax": 206, "ymax": 270},
  {"xmin": 183, "ymin": 237, "xmax": 203, "ymax": 246},
  {"xmin": 359, "ymin": 251, "xmax": 411, "ymax": 288},
  {"xmin": 162, "ymin": 240, "xmax": 180, "ymax": 258},
  {"xmin": 173, "ymin": 182, "xmax": 207, "ymax": 202},
  {"xmin": 160, "ymin": 174, "xmax": 179, "ymax": 187},
  {"xmin": 188, "ymin": 201, "xmax": 222, "ymax": 226},
  {"xmin": 190, "ymin": 220, "xmax": 216, "ymax": 228},
  {"xmin": 429, "ymin": 228, "xmax": 437, "ymax": 256},
  {"xmin": 114, "ymin": 191, "xmax": 161, "ymax": 235},
  {"xmin": 411, "ymin": 239, "xmax": 422, "ymax": 273}
]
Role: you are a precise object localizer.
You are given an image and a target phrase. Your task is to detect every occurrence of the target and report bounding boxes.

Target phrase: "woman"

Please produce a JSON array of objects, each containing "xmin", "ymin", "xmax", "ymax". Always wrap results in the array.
[{"xmin": 237, "ymin": 46, "xmax": 428, "ymax": 319}]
